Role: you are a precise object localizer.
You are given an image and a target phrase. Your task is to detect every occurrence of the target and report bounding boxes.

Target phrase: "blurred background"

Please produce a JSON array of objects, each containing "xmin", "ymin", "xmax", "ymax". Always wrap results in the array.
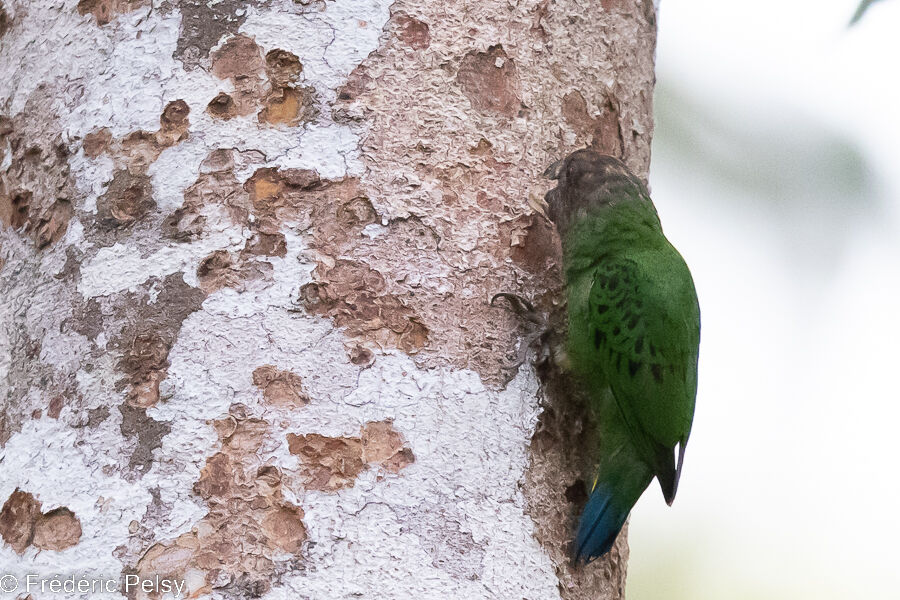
[{"xmin": 628, "ymin": 0, "xmax": 900, "ymax": 598}]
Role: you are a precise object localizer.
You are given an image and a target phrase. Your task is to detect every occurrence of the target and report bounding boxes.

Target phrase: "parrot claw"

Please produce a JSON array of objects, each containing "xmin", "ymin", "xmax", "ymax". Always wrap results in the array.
[
  {"xmin": 490, "ymin": 292, "xmax": 554, "ymax": 372},
  {"xmin": 490, "ymin": 292, "xmax": 546, "ymax": 326}
]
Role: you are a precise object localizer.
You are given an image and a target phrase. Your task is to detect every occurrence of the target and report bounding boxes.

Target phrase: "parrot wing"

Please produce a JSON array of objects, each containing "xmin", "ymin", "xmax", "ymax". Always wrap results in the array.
[{"xmin": 586, "ymin": 245, "xmax": 699, "ymax": 504}]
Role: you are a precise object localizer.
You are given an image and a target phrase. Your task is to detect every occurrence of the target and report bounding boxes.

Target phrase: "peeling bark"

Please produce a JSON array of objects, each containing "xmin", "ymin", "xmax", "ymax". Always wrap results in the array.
[{"xmin": 0, "ymin": 0, "xmax": 656, "ymax": 598}]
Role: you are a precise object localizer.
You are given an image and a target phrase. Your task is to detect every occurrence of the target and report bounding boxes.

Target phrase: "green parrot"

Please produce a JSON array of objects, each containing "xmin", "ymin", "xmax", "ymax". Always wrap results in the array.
[{"xmin": 543, "ymin": 149, "xmax": 700, "ymax": 563}]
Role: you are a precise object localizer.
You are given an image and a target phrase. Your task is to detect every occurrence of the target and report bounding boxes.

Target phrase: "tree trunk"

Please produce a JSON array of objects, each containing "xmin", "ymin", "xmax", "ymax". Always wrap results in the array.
[{"xmin": 0, "ymin": 0, "xmax": 657, "ymax": 598}]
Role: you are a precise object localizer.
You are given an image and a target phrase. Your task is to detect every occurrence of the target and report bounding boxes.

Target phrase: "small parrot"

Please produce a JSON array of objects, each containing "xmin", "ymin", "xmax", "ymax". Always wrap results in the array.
[{"xmin": 543, "ymin": 149, "xmax": 700, "ymax": 563}]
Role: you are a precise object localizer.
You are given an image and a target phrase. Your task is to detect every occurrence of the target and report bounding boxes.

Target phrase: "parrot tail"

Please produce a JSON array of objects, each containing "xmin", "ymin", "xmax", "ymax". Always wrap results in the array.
[{"xmin": 574, "ymin": 464, "xmax": 653, "ymax": 563}]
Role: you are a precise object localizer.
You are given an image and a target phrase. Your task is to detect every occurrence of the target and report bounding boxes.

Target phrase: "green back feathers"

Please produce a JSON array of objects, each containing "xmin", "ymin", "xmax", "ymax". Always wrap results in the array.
[{"xmin": 545, "ymin": 150, "xmax": 700, "ymax": 505}]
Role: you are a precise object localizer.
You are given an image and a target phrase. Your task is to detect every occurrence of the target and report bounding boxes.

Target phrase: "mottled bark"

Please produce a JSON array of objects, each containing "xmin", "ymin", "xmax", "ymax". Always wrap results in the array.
[{"xmin": 0, "ymin": 0, "xmax": 656, "ymax": 598}]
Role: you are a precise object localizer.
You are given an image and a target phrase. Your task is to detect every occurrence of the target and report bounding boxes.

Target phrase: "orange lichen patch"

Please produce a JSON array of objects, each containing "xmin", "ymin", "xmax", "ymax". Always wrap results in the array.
[
  {"xmin": 0, "ymin": 101, "xmax": 76, "ymax": 249},
  {"xmin": 76, "ymin": 0, "xmax": 149, "ymax": 26},
  {"xmin": 0, "ymin": 489, "xmax": 41, "ymax": 554},
  {"xmin": 258, "ymin": 86, "xmax": 317, "ymax": 127},
  {"xmin": 265, "ymin": 49, "xmax": 303, "ymax": 87},
  {"xmin": 393, "ymin": 14, "xmax": 431, "ymax": 50},
  {"xmin": 82, "ymin": 127, "xmax": 112, "ymax": 157},
  {"xmin": 242, "ymin": 166, "xmax": 322, "ymax": 232},
  {"xmin": 457, "ymin": 45, "xmax": 521, "ymax": 117},
  {"xmin": 32, "ymin": 508, "xmax": 82, "ymax": 551},
  {"xmin": 138, "ymin": 411, "xmax": 306, "ymax": 595},
  {"xmin": 96, "ymin": 169, "xmax": 154, "ymax": 228},
  {"xmin": 0, "ymin": 490, "xmax": 81, "ymax": 554},
  {"xmin": 252, "ymin": 365, "xmax": 310, "ymax": 408},
  {"xmin": 299, "ymin": 260, "xmax": 430, "ymax": 354},
  {"xmin": 287, "ymin": 421, "xmax": 414, "ymax": 491}
]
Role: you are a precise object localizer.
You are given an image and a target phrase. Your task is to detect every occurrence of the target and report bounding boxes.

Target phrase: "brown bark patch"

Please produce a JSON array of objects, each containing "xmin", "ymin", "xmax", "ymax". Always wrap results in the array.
[
  {"xmin": 47, "ymin": 395, "xmax": 65, "ymax": 419},
  {"xmin": 96, "ymin": 169, "xmax": 154, "ymax": 228},
  {"xmin": 0, "ymin": 5, "xmax": 9, "ymax": 38},
  {"xmin": 243, "ymin": 231, "xmax": 286, "ymax": 257},
  {"xmin": 345, "ymin": 343, "xmax": 375, "ymax": 367},
  {"xmin": 116, "ymin": 99, "xmax": 191, "ymax": 168},
  {"xmin": 196, "ymin": 249, "xmax": 273, "ymax": 293},
  {"xmin": 82, "ymin": 127, "xmax": 113, "ymax": 157},
  {"xmin": 457, "ymin": 45, "xmax": 521, "ymax": 117},
  {"xmin": 0, "ymin": 94, "xmax": 77, "ymax": 249},
  {"xmin": 32, "ymin": 508, "xmax": 82, "ymax": 551},
  {"xmin": 168, "ymin": 0, "xmax": 267, "ymax": 70},
  {"xmin": 260, "ymin": 504, "xmax": 306, "ymax": 554},
  {"xmin": 499, "ymin": 213, "xmax": 561, "ymax": 273},
  {"xmin": 252, "ymin": 365, "xmax": 310, "ymax": 408},
  {"xmin": 299, "ymin": 260, "xmax": 429, "ymax": 354},
  {"xmin": 0, "ymin": 490, "xmax": 82, "ymax": 554},
  {"xmin": 0, "ymin": 489, "xmax": 41, "ymax": 554},
  {"xmin": 164, "ymin": 150, "xmax": 251, "ymax": 241},
  {"xmin": 393, "ymin": 14, "xmax": 431, "ymax": 50},
  {"xmin": 211, "ymin": 33, "xmax": 265, "ymax": 81},
  {"xmin": 82, "ymin": 102, "xmax": 191, "ymax": 242},
  {"xmin": 336, "ymin": 65, "xmax": 372, "ymax": 102},
  {"xmin": 562, "ymin": 91, "xmax": 624, "ymax": 157},
  {"xmin": 207, "ymin": 92, "xmax": 237, "ymax": 120},
  {"xmin": 210, "ymin": 38, "xmax": 314, "ymax": 128},
  {"xmin": 287, "ymin": 421, "xmax": 414, "ymax": 491},
  {"xmin": 287, "ymin": 433, "xmax": 365, "ymax": 491},
  {"xmin": 109, "ymin": 274, "xmax": 205, "ymax": 410},
  {"xmin": 77, "ymin": 0, "xmax": 150, "ymax": 26},
  {"xmin": 141, "ymin": 411, "xmax": 307, "ymax": 596},
  {"xmin": 119, "ymin": 404, "xmax": 171, "ymax": 479},
  {"xmin": 591, "ymin": 97, "xmax": 625, "ymax": 158},
  {"xmin": 265, "ymin": 49, "xmax": 303, "ymax": 87},
  {"xmin": 361, "ymin": 420, "xmax": 416, "ymax": 473},
  {"xmin": 211, "ymin": 34, "xmax": 266, "ymax": 117}
]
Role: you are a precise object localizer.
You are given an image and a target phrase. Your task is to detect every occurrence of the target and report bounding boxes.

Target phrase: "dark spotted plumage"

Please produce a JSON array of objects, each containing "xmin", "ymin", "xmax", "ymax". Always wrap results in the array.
[{"xmin": 543, "ymin": 149, "xmax": 700, "ymax": 563}]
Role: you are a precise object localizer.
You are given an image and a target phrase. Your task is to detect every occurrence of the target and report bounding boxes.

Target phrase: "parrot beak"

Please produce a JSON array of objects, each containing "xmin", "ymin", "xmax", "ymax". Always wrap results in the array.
[
  {"xmin": 542, "ymin": 158, "xmax": 564, "ymax": 180},
  {"xmin": 527, "ymin": 191, "xmax": 550, "ymax": 218}
]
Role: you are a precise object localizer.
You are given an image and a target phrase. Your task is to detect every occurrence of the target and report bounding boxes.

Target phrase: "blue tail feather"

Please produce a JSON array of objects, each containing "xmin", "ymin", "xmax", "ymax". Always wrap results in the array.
[{"xmin": 574, "ymin": 484, "xmax": 630, "ymax": 563}]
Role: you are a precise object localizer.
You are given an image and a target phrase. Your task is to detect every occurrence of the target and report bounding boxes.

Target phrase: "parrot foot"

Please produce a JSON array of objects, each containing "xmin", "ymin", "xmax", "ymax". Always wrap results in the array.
[
  {"xmin": 490, "ymin": 293, "xmax": 547, "ymax": 327},
  {"xmin": 490, "ymin": 292, "xmax": 552, "ymax": 371}
]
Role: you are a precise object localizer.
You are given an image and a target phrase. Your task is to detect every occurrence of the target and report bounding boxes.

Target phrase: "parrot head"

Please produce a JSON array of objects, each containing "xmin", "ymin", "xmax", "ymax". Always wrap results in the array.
[{"xmin": 542, "ymin": 149, "xmax": 648, "ymax": 238}]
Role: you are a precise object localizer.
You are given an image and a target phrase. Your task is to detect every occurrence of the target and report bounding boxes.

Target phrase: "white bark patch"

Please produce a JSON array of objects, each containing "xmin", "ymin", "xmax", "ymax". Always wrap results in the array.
[{"xmin": 0, "ymin": 418, "xmax": 154, "ymax": 587}]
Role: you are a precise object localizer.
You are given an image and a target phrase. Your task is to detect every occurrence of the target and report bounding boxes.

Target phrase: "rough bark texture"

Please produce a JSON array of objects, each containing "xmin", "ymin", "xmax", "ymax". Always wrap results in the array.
[{"xmin": 0, "ymin": 0, "xmax": 656, "ymax": 598}]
